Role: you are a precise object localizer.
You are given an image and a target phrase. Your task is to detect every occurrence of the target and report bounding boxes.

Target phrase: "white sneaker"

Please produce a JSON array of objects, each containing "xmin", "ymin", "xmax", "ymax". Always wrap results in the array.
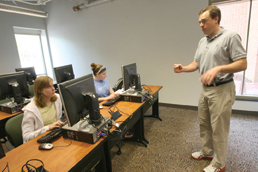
[
  {"xmin": 203, "ymin": 164, "xmax": 225, "ymax": 172},
  {"xmin": 191, "ymin": 151, "xmax": 214, "ymax": 160}
]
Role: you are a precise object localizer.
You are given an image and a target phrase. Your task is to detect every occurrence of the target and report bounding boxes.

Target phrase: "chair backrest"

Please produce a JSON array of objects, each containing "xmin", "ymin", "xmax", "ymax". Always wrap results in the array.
[
  {"xmin": 5, "ymin": 113, "xmax": 24, "ymax": 148},
  {"xmin": 113, "ymin": 78, "xmax": 123, "ymax": 92},
  {"xmin": 28, "ymin": 84, "xmax": 34, "ymax": 97}
]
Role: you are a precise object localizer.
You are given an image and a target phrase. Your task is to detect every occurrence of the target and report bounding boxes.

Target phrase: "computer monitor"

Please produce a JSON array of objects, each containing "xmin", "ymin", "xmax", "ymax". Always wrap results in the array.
[
  {"xmin": 54, "ymin": 64, "xmax": 75, "ymax": 84},
  {"xmin": 15, "ymin": 67, "xmax": 37, "ymax": 85},
  {"xmin": 121, "ymin": 63, "xmax": 142, "ymax": 91},
  {"xmin": 0, "ymin": 71, "xmax": 30, "ymax": 104},
  {"xmin": 58, "ymin": 74, "xmax": 102, "ymax": 127}
]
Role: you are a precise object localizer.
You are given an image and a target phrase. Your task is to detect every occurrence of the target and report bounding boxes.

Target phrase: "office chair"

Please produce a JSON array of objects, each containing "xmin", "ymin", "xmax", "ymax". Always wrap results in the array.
[
  {"xmin": 5, "ymin": 113, "xmax": 24, "ymax": 150},
  {"xmin": 113, "ymin": 78, "xmax": 123, "ymax": 92},
  {"xmin": 28, "ymin": 84, "xmax": 34, "ymax": 97}
]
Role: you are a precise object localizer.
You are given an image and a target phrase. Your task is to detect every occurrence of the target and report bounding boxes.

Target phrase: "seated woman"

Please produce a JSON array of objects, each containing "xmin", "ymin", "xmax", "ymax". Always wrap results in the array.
[
  {"xmin": 22, "ymin": 76, "xmax": 65, "ymax": 143},
  {"xmin": 91, "ymin": 63, "xmax": 120, "ymax": 101}
]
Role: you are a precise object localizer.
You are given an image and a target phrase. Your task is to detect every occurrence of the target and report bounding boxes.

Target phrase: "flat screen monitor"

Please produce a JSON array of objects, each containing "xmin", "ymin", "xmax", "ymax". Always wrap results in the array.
[
  {"xmin": 15, "ymin": 67, "xmax": 37, "ymax": 85},
  {"xmin": 58, "ymin": 74, "xmax": 101, "ymax": 127},
  {"xmin": 0, "ymin": 71, "xmax": 30, "ymax": 104},
  {"xmin": 54, "ymin": 64, "xmax": 75, "ymax": 84},
  {"xmin": 121, "ymin": 63, "xmax": 142, "ymax": 91}
]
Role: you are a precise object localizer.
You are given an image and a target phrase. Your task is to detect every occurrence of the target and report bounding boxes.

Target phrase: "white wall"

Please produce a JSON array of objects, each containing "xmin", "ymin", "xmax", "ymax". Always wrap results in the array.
[
  {"xmin": 0, "ymin": 0, "xmax": 257, "ymax": 112},
  {"xmin": 45, "ymin": 0, "xmax": 204, "ymax": 103},
  {"xmin": 0, "ymin": 3, "xmax": 47, "ymax": 74},
  {"xmin": 44, "ymin": 0, "xmax": 258, "ymax": 112}
]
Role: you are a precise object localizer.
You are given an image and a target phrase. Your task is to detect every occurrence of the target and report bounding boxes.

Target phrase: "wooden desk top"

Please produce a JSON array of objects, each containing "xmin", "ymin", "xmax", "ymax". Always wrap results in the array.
[
  {"xmin": 142, "ymin": 85, "xmax": 163, "ymax": 95},
  {"xmin": 0, "ymin": 85, "xmax": 162, "ymax": 171},
  {"xmin": 100, "ymin": 85, "xmax": 163, "ymax": 123},
  {"xmin": 0, "ymin": 111, "xmax": 22, "ymax": 121},
  {"xmin": 0, "ymin": 133, "xmax": 107, "ymax": 171}
]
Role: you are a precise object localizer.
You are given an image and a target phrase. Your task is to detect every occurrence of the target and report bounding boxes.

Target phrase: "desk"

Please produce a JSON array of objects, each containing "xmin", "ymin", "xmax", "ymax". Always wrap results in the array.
[
  {"xmin": 0, "ymin": 85, "xmax": 162, "ymax": 171},
  {"xmin": 0, "ymin": 111, "xmax": 22, "ymax": 142},
  {"xmin": 101, "ymin": 85, "xmax": 163, "ymax": 148},
  {"xmin": 0, "ymin": 134, "xmax": 112, "ymax": 172}
]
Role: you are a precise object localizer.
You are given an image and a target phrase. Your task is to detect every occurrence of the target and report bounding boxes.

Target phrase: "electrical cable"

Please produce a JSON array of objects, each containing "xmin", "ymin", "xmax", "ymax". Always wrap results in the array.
[
  {"xmin": 108, "ymin": 105, "xmax": 132, "ymax": 119},
  {"xmin": 142, "ymin": 84, "xmax": 153, "ymax": 95},
  {"xmin": 53, "ymin": 139, "xmax": 72, "ymax": 148},
  {"xmin": 1, "ymin": 162, "xmax": 9, "ymax": 172},
  {"xmin": 21, "ymin": 159, "xmax": 45, "ymax": 172}
]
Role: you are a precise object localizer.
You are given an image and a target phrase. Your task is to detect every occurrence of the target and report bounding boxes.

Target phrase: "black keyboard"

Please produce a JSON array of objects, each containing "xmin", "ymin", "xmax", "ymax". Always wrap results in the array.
[
  {"xmin": 37, "ymin": 128, "xmax": 63, "ymax": 143},
  {"xmin": 102, "ymin": 96, "xmax": 121, "ymax": 106}
]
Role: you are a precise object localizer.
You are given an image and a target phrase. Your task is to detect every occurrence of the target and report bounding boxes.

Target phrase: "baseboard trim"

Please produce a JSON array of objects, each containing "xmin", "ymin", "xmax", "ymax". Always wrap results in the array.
[
  {"xmin": 159, "ymin": 103, "xmax": 258, "ymax": 116},
  {"xmin": 159, "ymin": 103, "xmax": 198, "ymax": 111}
]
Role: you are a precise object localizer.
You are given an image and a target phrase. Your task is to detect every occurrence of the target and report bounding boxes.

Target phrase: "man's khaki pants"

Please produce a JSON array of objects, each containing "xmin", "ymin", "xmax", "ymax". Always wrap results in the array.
[{"xmin": 198, "ymin": 81, "xmax": 235, "ymax": 168}]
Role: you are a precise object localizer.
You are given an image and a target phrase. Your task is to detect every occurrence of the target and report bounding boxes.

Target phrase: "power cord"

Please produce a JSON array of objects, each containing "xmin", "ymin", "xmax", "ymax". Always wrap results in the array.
[
  {"xmin": 21, "ymin": 159, "xmax": 47, "ymax": 172},
  {"xmin": 109, "ymin": 105, "xmax": 132, "ymax": 119},
  {"xmin": 142, "ymin": 84, "xmax": 153, "ymax": 95},
  {"xmin": 1, "ymin": 162, "xmax": 9, "ymax": 172}
]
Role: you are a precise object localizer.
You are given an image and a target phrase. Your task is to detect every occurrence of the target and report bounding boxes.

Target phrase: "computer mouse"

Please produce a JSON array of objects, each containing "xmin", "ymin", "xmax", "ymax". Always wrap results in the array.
[
  {"xmin": 99, "ymin": 105, "xmax": 103, "ymax": 109},
  {"xmin": 38, "ymin": 143, "xmax": 53, "ymax": 150}
]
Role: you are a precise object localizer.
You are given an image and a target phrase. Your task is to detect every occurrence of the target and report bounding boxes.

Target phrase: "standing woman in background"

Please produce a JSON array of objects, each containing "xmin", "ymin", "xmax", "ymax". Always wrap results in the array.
[
  {"xmin": 22, "ymin": 76, "xmax": 65, "ymax": 143},
  {"xmin": 91, "ymin": 63, "xmax": 119, "ymax": 101}
]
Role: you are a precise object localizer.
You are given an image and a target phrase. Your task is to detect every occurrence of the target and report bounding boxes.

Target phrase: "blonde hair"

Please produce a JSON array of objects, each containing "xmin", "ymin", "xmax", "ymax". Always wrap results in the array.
[
  {"xmin": 33, "ymin": 76, "xmax": 57, "ymax": 108},
  {"xmin": 90, "ymin": 63, "xmax": 106, "ymax": 76}
]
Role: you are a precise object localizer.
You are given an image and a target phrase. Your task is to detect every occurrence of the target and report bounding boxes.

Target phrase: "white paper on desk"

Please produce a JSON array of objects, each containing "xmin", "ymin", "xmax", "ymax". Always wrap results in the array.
[
  {"xmin": 115, "ymin": 89, "xmax": 125, "ymax": 94},
  {"xmin": 76, "ymin": 120, "xmax": 92, "ymax": 132}
]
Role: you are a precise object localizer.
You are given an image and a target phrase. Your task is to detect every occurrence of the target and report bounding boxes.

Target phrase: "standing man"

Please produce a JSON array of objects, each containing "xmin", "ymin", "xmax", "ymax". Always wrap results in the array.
[{"xmin": 174, "ymin": 5, "xmax": 247, "ymax": 172}]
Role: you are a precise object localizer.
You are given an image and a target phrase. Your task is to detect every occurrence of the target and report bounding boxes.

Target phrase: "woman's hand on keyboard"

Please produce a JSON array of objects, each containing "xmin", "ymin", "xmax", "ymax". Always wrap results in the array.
[{"xmin": 49, "ymin": 121, "xmax": 66, "ymax": 130}]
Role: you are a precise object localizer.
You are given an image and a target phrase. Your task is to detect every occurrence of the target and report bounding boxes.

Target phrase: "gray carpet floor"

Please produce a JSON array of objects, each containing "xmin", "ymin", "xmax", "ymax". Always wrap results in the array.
[{"xmin": 110, "ymin": 106, "xmax": 258, "ymax": 172}]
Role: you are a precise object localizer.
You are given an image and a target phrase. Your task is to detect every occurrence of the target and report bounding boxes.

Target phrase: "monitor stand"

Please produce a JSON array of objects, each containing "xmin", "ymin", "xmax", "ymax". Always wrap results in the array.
[{"xmin": 62, "ymin": 115, "xmax": 110, "ymax": 144}]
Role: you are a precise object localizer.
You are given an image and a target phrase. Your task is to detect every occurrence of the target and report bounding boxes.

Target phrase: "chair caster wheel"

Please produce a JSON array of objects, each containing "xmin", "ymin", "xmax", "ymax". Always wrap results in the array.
[{"xmin": 117, "ymin": 150, "xmax": 121, "ymax": 155}]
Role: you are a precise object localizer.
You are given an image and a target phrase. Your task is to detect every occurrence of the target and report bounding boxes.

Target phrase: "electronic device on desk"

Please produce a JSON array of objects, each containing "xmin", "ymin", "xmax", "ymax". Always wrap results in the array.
[
  {"xmin": 58, "ymin": 74, "xmax": 110, "ymax": 144},
  {"xmin": 54, "ymin": 64, "xmax": 75, "ymax": 84},
  {"xmin": 120, "ymin": 63, "xmax": 149, "ymax": 103},
  {"xmin": 102, "ymin": 96, "xmax": 121, "ymax": 106},
  {"xmin": 0, "ymin": 98, "xmax": 30, "ymax": 114},
  {"xmin": 15, "ymin": 67, "xmax": 37, "ymax": 85},
  {"xmin": 120, "ymin": 88, "xmax": 149, "ymax": 103},
  {"xmin": 37, "ymin": 128, "xmax": 63, "ymax": 143},
  {"xmin": 0, "ymin": 71, "xmax": 31, "ymax": 114}
]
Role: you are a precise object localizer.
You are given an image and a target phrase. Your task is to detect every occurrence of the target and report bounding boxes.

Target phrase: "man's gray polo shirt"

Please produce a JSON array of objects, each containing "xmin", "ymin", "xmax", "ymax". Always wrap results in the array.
[{"xmin": 194, "ymin": 28, "xmax": 246, "ymax": 84}]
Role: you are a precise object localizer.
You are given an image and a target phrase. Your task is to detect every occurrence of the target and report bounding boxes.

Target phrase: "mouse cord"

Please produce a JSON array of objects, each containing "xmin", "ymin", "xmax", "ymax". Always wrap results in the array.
[{"xmin": 53, "ymin": 139, "xmax": 72, "ymax": 148}]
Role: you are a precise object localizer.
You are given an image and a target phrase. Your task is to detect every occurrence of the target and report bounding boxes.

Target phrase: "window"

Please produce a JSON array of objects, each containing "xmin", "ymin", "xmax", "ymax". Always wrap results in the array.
[
  {"xmin": 14, "ymin": 27, "xmax": 54, "ymax": 79},
  {"xmin": 210, "ymin": 0, "xmax": 258, "ymax": 98},
  {"xmin": 15, "ymin": 34, "xmax": 47, "ymax": 76}
]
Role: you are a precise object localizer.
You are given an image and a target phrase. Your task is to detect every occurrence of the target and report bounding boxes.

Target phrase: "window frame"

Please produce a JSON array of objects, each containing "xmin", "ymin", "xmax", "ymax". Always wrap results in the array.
[
  {"xmin": 209, "ymin": 0, "xmax": 258, "ymax": 101},
  {"xmin": 13, "ymin": 27, "xmax": 55, "ymax": 80}
]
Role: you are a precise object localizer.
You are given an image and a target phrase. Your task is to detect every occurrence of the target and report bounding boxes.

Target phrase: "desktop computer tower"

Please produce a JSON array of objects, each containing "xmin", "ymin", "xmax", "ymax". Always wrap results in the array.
[
  {"xmin": 0, "ymin": 99, "xmax": 30, "ymax": 114},
  {"xmin": 62, "ymin": 115, "xmax": 110, "ymax": 144},
  {"xmin": 120, "ymin": 90, "xmax": 149, "ymax": 103}
]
